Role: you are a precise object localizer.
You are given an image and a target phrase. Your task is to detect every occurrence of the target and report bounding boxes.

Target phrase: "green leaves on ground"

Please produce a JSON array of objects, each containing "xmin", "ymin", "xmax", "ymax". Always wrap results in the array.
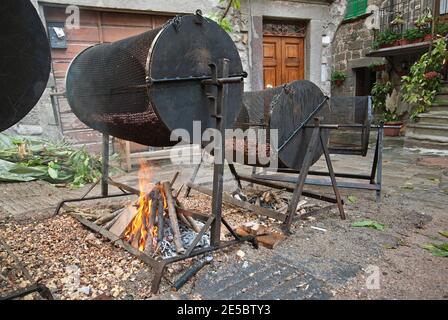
[
  {"xmin": 0, "ymin": 133, "xmax": 102, "ymax": 188},
  {"xmin": 352, "ymin": 220, "xmax": 385, "ymax": 231},
  {"xmin": 421, "ymin": 243, "xmax": 448, "ymax": 257},
  {"xmin": 438, "ymin": 231, "xmax": 448, "ymax": 238},
  {"xmin": 347, "ymin": 195, "xmax": 357, "ymax": 204}
]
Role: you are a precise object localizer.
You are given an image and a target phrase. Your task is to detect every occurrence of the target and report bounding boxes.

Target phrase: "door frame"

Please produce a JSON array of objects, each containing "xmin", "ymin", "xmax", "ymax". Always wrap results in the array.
[{"xmin": 261, "ymin": 18, "xmax": 307, "ymax": 89}]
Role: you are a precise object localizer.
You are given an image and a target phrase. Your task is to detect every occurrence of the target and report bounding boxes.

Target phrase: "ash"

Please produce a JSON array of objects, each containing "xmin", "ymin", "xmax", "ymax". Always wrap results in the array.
[{"xmin": 158, "ymin": 219, "xmax": 209, "ymax": 259}]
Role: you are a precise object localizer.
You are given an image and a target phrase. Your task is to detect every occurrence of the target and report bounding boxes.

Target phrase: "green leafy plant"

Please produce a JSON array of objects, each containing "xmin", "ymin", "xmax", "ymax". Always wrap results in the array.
[
  {"xmin": 371, "ymin": 81, "xmax": 402, "ymax": 122},
  {"xmin": 403, "ymin": 27, "xmax": 425, "ymax": 41},
  {"xmin": 331, "ymin": 70, "xmax": 347, "ymax": 82},
  {"xmin": 391, "ymin": 12, "xmax": 405, "ymax": 26},
  {"xmin": 206, "ymin": 0, "xmax": 241, "ymax": 33},
  {"xmin": 0, "ymin": 134, "xmax": 103, "ymax": 188},
  {"xmin": 415, "ymin": 9, "xmax": 433, "ymax": 29},
  {"xmin": 371, "ymin": 81, "xmax": 393, "ymax": 111},
  {"xmin": 347, "ymin": 195, "xmax": 357, "ymax": 204},
  {"xmin": 401, "ymin": 38, "xmax": 448, "ymax": 119},
  {"xmin": 422, "ymin": 243, "xmax": 448, "ymax": 257},
  {"xmin": 352, "ymin": 220, "xmax": 385, "ymax": 231},
  {"xmin": 372, "ymin": 29, "xmax": 401, "ymax": 49},
  {"xmin": 435, "ymin": 22, "xmax": 448, "ymax": 36}
]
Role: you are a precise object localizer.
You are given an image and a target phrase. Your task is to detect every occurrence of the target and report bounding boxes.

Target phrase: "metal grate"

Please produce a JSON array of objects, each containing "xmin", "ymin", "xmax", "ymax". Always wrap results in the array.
[
  {"xmin": 378, "ymin": 0, "xmax": 435, "ymax": 33},
  {"xmin": 328, "ymin": 96, "xmax": 372, "ymax": 156}
]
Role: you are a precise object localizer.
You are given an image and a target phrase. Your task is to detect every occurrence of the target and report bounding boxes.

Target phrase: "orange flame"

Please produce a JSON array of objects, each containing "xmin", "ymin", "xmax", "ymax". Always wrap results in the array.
[{"xmin": 123, "ymin": 160, "xmax": 166, "ymax": 252}]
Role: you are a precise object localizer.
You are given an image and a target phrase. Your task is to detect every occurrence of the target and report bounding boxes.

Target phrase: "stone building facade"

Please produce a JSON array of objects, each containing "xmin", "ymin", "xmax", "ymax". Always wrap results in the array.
[
  {"xmin": 331, "ymin": 0, "xmax": 385, "ymax": 96},
  {"xmin": 7, "ymin": 0, "xmax": 347, "ymax": 151}
]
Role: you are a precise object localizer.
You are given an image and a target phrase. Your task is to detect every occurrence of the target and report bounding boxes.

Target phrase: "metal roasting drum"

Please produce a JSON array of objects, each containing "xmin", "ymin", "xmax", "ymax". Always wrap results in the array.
[
  {"xmin": 66, "ymin": 12, "xmax": 244, "ymax": 147},
  {"xmin": 66, "ymin": 11, "xmax": 333, "ymax": 170},
  {"xmin": 230, "ymin": 80, "xmax": 331, "ymax": 169},
  {"xmin": 0, "ymin": 0, "xmax": 51, "ymax": 132}
]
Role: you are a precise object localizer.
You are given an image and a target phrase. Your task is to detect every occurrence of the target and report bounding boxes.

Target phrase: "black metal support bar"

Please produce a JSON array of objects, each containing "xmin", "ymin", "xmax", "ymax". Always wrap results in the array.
[
  {"xmin": 0, "ymin": 283, "xmax": 54, "ymax": 300},
  {"xmin": 278, "ymin": 96, "xmax": 329, "ymax": 152},
  {"xmin": 375, "ymin": 124, "xmax": 384, "ymax": 203},
  {"xmin": 209, "ymin": 59, "xmax": 229, "ymax": 247},
  {"xmin": 284, "ymin": 119, "xmax": 322, "ymax": 232},
  {"xmin": 237, "ymin": 174, "xmax": 340, "ymax": 204},
  {"xmin": 172, "ymin": 256, "xmax": 213, "ymax": 291},
  {"xmin": 102, "ymin": 133, "xmax": 110, "ymax": 197},
  {"xmin": 320, "ymin": 134, "xmax": 345, "ymax": 220},
  {"xmin": 228, "ymin": 162, "xmax": 243, "ymax": 190},
  {"xmin": 148, "ymin": 72, "xmax": 247, "ymax": 85}
]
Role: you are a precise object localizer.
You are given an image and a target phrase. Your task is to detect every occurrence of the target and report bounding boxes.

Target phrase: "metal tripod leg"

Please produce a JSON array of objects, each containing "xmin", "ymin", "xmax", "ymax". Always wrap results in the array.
[
  {"xmin": 228, "ymin": 162, "xmax": 242, "ymax": 190},
  {"xmin": 320, "ymin": 134, "xmax": 345, "ymax": 220},
  {"xmin": 284, "ymin": 122, "xmax": 321, "ymax": 233}
]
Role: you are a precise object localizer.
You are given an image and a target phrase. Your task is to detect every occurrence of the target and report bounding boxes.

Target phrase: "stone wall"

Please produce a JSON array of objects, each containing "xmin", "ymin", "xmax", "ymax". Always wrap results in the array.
[{"xmin": 331, "ymin": 0, "xmax": 385, "ymax": 96}]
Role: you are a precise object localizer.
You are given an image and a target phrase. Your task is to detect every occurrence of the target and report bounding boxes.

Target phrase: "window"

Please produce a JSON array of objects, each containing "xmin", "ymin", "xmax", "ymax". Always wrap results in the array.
[
  {"xmin": 345, "ymin": 0, "xmax": 368, "ymax": 20},
  {"xmin": 441, "ymin": 0, "xmax": 448, "ymax": 15}
]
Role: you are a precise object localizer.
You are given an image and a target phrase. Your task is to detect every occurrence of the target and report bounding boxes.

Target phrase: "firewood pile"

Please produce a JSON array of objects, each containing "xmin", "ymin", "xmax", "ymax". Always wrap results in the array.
[{"xmin": 241, "ymin": 190, "xmax": 322, "ymax": 215}]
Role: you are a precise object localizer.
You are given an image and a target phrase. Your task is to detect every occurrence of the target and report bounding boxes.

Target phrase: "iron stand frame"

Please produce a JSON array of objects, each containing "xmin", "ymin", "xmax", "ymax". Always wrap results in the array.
[
  {"xmin": 254, "ymin": 123, "xmax": 385, "ymax": 203},
  {"xmin": 185, "ymin": 118, "xmax": 346, "ymax": 234},
  {"xmin": 53, "ymin": 59, "xmax": 253, "ymax": 294}
]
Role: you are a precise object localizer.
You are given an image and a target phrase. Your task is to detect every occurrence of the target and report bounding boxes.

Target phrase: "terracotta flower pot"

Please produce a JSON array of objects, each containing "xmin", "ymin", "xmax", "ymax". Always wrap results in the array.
[
  {"xmin": 334, "ymin": 79, "xmax": 344, "ymax": 87},
  {"xmin": 412, "ymin": 37, "xmax": 424, "ymax": 44},
  {"xmin": 399, "ymin": 38, "xmax": 410, "ymax": 46},
  {"xmin": 424, "ymin": 34, "xmax": 433, "ymax": 42},
  {"xmin": 384, "ymin": 121, "xmax": 403, "ymax": 137}
]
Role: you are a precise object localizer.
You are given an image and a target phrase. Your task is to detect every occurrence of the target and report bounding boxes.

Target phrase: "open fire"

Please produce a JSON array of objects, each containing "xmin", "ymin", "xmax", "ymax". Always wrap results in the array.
[
  {"xmin": 123, "ymin": 162, "xmax": 167, "ymax": 253},
  {"xmin": 106, "ymin": 161, "xmax": 209, "ymax": 258}
]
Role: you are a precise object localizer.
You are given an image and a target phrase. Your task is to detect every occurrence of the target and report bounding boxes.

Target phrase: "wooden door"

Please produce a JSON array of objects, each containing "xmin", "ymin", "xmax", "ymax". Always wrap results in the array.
[{"xmin": 263, "ymin": 36, "xmax": 304, "ymax": 88}]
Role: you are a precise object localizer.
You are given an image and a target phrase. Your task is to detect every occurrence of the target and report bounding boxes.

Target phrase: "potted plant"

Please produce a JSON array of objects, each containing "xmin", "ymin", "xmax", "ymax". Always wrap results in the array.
[
  {"xmin": 404, "ymin": 28, "xmax": 425, "ymax": 44},
  {"xmin": 402, "ymin": 38, "xmax": 448, "ymax": 120},
  {"xmin": 383, "ymin": 112, "xmax": 402, "ymax": 136},
  {"xmin": 331, "ymin": 70, "xmax": 347, "ymax": 87},
  {"xmin": 383, "ymin": 90, "xmax": 404, "ymax": 137},
  {"xmin": 435, "ymin": 22, "xmax": 448, "ymax": 37},
  {"xmin": 368, "ymin": 62, "xmax": 387, "ymax": 72},
  {"xmin": 373, "ymin": 29, "xmax": 401, "ymax": 49}
]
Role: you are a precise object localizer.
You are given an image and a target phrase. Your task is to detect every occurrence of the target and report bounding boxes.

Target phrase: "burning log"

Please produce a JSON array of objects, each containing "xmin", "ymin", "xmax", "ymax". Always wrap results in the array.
[
  {"xmin": 109, "ymin": 207, "xmax": 138, "ymax": 237},
  {"xmin": 177, "ymin": 212, "xmax": 193, "ymax": 229},
  {"xmin": 143, "ymin": 189, "xmax": 159, "ymax": 255},
  {"xmin": 157, "ymin": 196, "xmax": 164, "ymax": 246},
  {"xmin": 185, "ymin": 216, "xmax": 201, "ymax": 234},
  {"xmin": 163, "ymin": 181, "xmax": 185, "ymax": 254}
]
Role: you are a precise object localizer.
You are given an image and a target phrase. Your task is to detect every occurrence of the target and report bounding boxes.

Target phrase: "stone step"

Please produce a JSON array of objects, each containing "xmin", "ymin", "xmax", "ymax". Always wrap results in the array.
[
  {"xmin": 436, "ymin": 94, "xmax": 448, "ymax": 101},
  {"xmin": 417, "ymin": 112, "xmax": 448, "ymax": 125},
  {"xmin": 433, "ymin": 98, "xmax": 448, "ymax": 105},
  {"xmin": 406, "ymin": 124, "xmax": 448, "ymax": 142},
  {"xmin": 439, "ymin": 86, "xmax": 448, "ymax": 94},
  {"xmin": 404, "ymin": 136, "xmax": 448, "ymax": 151},
  {"xmin": 431, "ymin": 100, "xmax": 448, "ymax": 111}
]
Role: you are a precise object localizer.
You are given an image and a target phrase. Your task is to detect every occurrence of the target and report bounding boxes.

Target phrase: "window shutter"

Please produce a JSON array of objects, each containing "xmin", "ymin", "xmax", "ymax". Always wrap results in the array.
[{"xmin": 345, "ymin": 0, "xmax": 368, "ymax": 19}]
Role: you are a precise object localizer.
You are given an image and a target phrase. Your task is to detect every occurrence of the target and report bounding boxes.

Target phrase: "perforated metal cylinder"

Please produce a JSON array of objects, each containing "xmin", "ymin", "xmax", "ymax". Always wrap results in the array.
[
  {"xmin": 0, "ymin": 0, "xmax": 51, "ymax": 132},
  {"xmin": 230, "ymin": 80, "xmax": 330, "ymax": 169},
  {"xmin": 66, "ymin": 14, "xmax": 243, "ymax": 147}
]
